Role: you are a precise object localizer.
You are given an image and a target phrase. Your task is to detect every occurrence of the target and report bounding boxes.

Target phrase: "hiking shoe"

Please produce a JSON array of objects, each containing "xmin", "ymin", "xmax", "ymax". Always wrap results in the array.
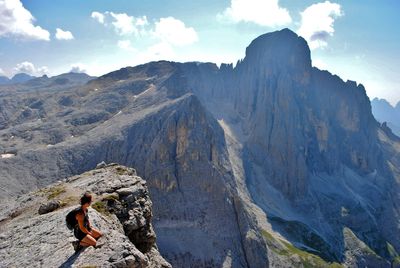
[
  {"xmin": 72, "ymin": 241, "xmax": 83, "ymax": 252},
  {"xmin": 94, "ymin": 242, "xmax": 104, "ymax": 249}
]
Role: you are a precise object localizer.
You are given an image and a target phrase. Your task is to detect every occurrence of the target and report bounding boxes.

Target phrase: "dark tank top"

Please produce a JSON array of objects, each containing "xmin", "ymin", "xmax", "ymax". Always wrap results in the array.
[
  {"xmin": 75, "ymin": 208, "xmax": 90, "ymax": 230},
  {"xmin": 73, "ymin": 208, "xmax": 91, "ymax": 241}
]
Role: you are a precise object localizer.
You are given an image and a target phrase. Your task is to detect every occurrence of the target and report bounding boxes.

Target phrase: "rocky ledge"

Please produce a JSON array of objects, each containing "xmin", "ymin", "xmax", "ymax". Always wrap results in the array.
[{"xmin": 0, "ymin": 163, "xmax": 171, "ymax": 268}]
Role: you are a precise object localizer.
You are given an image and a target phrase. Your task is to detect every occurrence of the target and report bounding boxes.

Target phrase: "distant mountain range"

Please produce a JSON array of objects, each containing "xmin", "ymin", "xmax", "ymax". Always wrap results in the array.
[
  {"xmin": 0, "ymin": 29, "xmax": 399, "ymax": 267},
  {"xmin": 0, "ymin": 72, "xmax": 95, "ymax": 86},
  {"xmin": 0, "ymin": 73, "xmax": 36, "ymax": 85},
  {"xmin": 371, "ymin": 98, "xmax": 400, "ymax": 136}
]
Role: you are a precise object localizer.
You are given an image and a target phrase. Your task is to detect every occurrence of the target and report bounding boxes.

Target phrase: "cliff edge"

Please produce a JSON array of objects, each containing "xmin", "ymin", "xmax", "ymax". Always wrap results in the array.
[{"xmin": 0, "ymin": 163, "xmax": 171, "ymax": 268}]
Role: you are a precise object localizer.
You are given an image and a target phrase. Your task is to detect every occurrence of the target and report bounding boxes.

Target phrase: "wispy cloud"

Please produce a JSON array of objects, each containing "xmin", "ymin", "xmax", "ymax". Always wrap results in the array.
[
  {"xmin": 91, "ymin": 11, "xmax": 199, "ymax": 56},
  {"xmin": 70, "ymin": 63, "xmax": 87, "ymax": 73},
  {"xmin": 0, "ymin": 0, "xmax": 50, "ymax": 41},
  {"xmin": 217, "ymin": 0, "xmax": 291, "ymax": 27},
  {"xmin": 91, "ymin": 11, "xmax": 148, "ymax": 36},
  {"xmin": 108, "ymin": 12, "xmax": 147, "ymax": 36},
  {"xmin": 91, "ymin": 11, "xmax": 105, "ymax": 24},
  {"xmin": 14, "ymin": 61, "xmax": 48, "ymax": 75},
  {"xmin": 152, "ymin": 17, "xmax": 198, "ymax": 46},
  {"xmin": 297, "ymin": 1, "xmax": 343, "ymax": 49},
  {"xmin": 55, "ymin": 28, "xmax": 74, "ymax": 40}
]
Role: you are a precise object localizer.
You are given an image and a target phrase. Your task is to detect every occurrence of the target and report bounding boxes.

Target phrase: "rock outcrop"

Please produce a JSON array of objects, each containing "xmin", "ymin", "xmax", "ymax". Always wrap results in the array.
[
  {"xmin": 0, "ymin": 28, "xmax": 399, "ymax": 267},
  {"xmin": 0, "ymin": 164, "xmax": 171, "ymax": 268},
  {"xmin": 371, "ymin": 97, "xmax": 400, "ymax": 137}
]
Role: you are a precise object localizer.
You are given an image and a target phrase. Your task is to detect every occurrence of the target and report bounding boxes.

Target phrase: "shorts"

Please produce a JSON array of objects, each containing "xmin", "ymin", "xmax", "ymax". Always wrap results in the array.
[{"xmin": 74, "ymin": 227, "xmax": 90, "ymax": 241}]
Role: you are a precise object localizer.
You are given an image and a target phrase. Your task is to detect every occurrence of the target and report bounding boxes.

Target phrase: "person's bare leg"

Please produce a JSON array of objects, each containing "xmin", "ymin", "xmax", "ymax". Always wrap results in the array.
[
  {"xmin": 80, "ymin": 234, "xmax": 96, "ymax": 247},
  {"xmin": 79, "ymin": 240, "xmax": 91, "ymax": 247},
  {"xmin": 90, "ymin": 228, "xmax": 102, "ymax": 240}
]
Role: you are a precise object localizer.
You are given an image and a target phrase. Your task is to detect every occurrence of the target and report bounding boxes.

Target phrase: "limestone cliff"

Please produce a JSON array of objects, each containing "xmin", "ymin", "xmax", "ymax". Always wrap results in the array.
[
  {"xmin": 0, "ymin": 163, "xmax": 171, "ymax": 268},
  {"xmin": 0, "ymin": 29, "xmax": 399, "ymax": 267}
]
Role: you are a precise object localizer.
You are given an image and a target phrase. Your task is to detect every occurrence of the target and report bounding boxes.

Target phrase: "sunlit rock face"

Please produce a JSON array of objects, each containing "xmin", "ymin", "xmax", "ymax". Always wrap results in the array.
[
  {"xmin": 0, "ymin": 164, "xmax": 171, "ymax": 268},
  {"xmin": 371, "ymin": 97, "xmax": 400, "ymax": 137},
  {"xmin": 0, "ymin": 29, "xmax": 399, "ymax": 267}
]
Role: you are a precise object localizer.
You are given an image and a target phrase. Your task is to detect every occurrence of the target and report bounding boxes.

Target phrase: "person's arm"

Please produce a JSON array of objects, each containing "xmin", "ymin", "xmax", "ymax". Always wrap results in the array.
[{"xmin": 76, "ymin": 213, "xmax": 92, "ymax": 235}]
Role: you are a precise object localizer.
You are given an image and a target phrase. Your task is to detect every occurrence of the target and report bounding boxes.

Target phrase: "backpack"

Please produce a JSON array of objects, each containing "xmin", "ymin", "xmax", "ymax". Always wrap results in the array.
[{"xmin": 65, "ymin": 207, "xmax": 81, "ymax": 230}]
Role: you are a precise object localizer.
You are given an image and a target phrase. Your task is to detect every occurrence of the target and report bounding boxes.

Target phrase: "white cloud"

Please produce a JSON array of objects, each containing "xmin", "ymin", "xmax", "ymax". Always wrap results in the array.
[
  {"xmin": 108, "ymin": 12, "xmax": 136, "ymax": 35},
  {"xmin": 92, "ymin": 11, "xmax": 148, "ymax": 36},
  {"xmin": 110, "ymin": 13, "xmax": 148, "ymax": 36},
  {"xmin": 55, "ymin": 28, "xmax": 74, "ymax": 40},
  {"xmin": 153, "ymin": 17, "xmax": 198, "ymax": 46},
  {"xmin": 297, "ymin": 1, "xmax": 343, "ymax": 50},
  {"xmin": 117, "ymin": 40, "xmax": 136, "ymax": 52},
  {"xmin": 91, "ymin": 12, "xmax": 197, "ymax": 47},
  {"xmin": 0, "ymin": 68, "xmax": 5, "ymax": 76},
  {"xmin": 0, "ymin": 0, "xmax": 50, "ymax": 41},
  {"xmin": 15, "ymin": 61, "xmax": 35, "ymax": 74},
  {"xmin": 217, "ymin": 0, "xmax": 291, "ymax": 27},
  {"xmin": 135, "ymin": 16, "xmax": 148, "ymax": 27},
  {"xmin": 70, "ymin": 63, "xmax": 87, "ymax": 73},
  {"xmin": 14, "ymin": 61, "xmax": 48, "ymax": 75},
  {"xmin": 91, "ymin": 11, "xmax": 104, "ymax": 24},
  {"xmin": 37, "ymin": 66, "xmax": 49, "ymax": 75}
]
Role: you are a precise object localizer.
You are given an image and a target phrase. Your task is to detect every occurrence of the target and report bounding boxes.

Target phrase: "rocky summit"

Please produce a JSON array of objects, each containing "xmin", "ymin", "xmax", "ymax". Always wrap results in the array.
[
  {"xmin": 0, "ymin": 28, "xmax": 399, "ymax": 267},
  {"xmin": 0, "ymin": 163, "xmax": 171, "ymax": 268},
  {"xmin": 371, "ymin": 97, "xmax": 400, "ymax": 137}
]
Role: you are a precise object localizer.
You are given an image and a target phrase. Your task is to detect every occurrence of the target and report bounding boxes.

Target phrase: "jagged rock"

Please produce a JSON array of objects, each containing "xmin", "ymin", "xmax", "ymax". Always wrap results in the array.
[
  {"xmin": 371, "ymin": 98, "xmax": 400, "ymax": 137},
  {"xmin": 38, "ymin": 199, "xmax": 61, "ymax": 214},
  {"xmin": 0, "ymin": 29, "xmax": 399, "ymax": 267},
  {"xmin": 0, "ymin": 164, "xmax": 171, "ymax": 268},
  {"xmin": 96, "ymin": 161, "xmax": 107, "ymax": 169},
  {"xmin": 343, "ymin": 227, "xmax": 390, "ymax": 267}
]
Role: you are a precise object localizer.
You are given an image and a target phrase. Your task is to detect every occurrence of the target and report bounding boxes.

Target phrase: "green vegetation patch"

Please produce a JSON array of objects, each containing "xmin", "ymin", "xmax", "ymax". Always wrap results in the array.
[
  {"xmin": 387, "ymin": 242, "xmax": 399, "ymax": 258},
  {"xmin": 47, "ymin": 186, "xmax": 66, "ymax": 200},
  {"xmin": 393, "ymin": 256, "xmax": 400, "ymax": 266},
  {"xmin": 279, "ymin": 240, "xmax": 342, "ymax": 268},
  {"xmin": 261, "ymin": 229, "xmax": 342, "ymax": 268},
  {"xmin": 101, "ymin": 193, "xmax": 119, "ymax": 202},
  {"xmin": 261, "ymin": 229, "xmax": 275, "ymax": 242},
  {"xmin": 38, "ymin": 185, "xmax": 66, "ymax": 200},
  {"xmin": 92, "ymin": 201, "xmax": 111, "ymax": 217},
  {"xmin": 268, "ymin": 216, "xmax": 335, "ymax": 262},
  {"xmin": 60, "ymin": 196, "xmax": 79, "ymax": 207}
]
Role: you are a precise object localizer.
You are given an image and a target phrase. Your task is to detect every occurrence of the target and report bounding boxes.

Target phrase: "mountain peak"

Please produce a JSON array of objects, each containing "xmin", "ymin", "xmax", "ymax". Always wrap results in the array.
[
  {"xmin": 395, "ymin": 101, "xmax": 400, "ymax": 111},
  {"xmin": 242, "ymin": 28, "xmax": 311, "ymax": 72},
  {"xmin": 11, "ymin": 73, "xmax": 36, "ymax": 83}
]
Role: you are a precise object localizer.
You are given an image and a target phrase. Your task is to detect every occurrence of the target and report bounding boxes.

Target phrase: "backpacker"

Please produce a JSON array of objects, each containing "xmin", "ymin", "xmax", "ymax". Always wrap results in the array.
[{"xmin": 66, "ymin": 207, "xmax": 81, "ymax": 230}]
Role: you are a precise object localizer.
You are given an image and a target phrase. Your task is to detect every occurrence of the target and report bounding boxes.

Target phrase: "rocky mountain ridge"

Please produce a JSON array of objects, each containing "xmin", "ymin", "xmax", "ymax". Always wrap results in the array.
[
  {"xmin": 0, "ymin": 72, "xmax": 36, "ymax": 85},
  {"xmin": 0, "ymin": 163, "xmax": 171, "ymax": 268},
  {"xmin": 0, "ymin": 28, "xmax": 399, "ymax": 267},
  {"xmin": 371, "ymin": 97, "xmax": 400, "ymax": 136}
]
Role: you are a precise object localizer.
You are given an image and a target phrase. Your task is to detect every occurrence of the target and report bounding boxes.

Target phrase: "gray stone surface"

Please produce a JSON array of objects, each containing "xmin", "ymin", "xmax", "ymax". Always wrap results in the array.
[
  {"xmin": 0, "ymin": 164, "xmax": 171, "ymax": 268},
  {"xmin": 371, "ymin": 97, "xmax": 400, "ymax": 137},
  {"xmin": 0, "ymin": 28, "xmax": 399, "ymax": 267},
  {"xmin": 38, "ymin": 199, "xmax": 61, "ymax": 214}
]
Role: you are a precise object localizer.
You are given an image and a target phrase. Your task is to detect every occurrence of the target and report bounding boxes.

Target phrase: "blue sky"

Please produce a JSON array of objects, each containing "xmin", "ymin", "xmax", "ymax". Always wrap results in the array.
[{"xmin": 0, "ymin": 0, "xmax": 399, "ymax": 105}]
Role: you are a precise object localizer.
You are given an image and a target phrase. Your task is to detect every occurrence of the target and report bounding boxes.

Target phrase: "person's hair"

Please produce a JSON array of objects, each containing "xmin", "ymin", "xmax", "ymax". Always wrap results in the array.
[{"xmin": 80, "ymin": 192, "xmax": 92, "ymax": 205}]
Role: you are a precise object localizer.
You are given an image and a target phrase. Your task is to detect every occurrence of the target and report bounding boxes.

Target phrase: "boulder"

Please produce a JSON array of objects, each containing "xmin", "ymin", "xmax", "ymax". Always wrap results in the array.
[
  {"xmin": 38, "ymin": 199, "xmax": 61, "ymax": 215},
  {"xmin": 0, "ymin": 164, "xmax": 171, "ymax": 268}
]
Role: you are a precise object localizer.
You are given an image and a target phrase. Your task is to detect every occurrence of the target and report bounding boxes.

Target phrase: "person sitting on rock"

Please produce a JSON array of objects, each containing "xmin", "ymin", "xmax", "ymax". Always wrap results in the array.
[{"xmin": 72, "ymin": 192, "xmax": 102, "ymax": 251}]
